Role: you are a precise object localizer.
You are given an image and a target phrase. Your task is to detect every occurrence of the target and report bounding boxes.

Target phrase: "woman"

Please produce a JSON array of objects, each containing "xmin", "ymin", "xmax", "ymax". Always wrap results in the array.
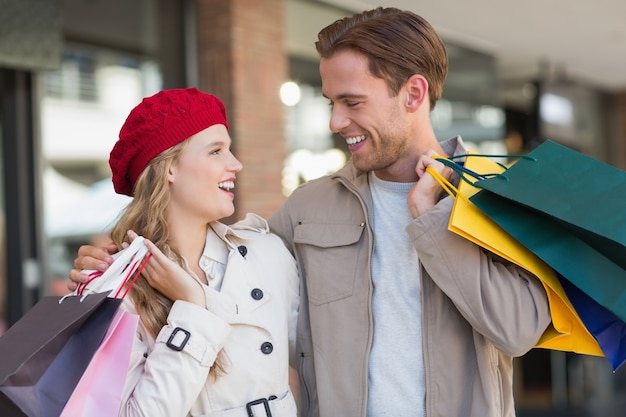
[{"xmin": 101, "ymin": 87, "xmax": 299, "ymax": 416}]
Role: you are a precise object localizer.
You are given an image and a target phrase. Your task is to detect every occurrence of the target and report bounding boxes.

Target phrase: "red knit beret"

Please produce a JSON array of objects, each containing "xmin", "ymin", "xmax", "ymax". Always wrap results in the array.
[{"xmin": 109, "ymin": 87, "xmax": 229, "ymax": 196}]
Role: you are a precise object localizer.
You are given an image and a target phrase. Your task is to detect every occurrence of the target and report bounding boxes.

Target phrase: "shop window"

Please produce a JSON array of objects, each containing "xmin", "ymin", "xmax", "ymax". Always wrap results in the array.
[{"xmin": 40, "ymin": 45, "xmax": 161, "ymax": 294}]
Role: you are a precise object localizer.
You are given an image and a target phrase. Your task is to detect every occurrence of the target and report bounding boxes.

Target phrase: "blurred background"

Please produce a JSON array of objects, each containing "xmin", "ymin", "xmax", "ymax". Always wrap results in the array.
[{"xmin": 0, "ymin": 0, "xmax": 625, "ymax": 415}]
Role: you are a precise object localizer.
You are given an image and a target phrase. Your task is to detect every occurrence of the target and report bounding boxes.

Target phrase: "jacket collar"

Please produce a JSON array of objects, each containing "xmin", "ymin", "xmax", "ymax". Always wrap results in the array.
[{"xmin": 202, "ymin": 213, "xmax": 271, "ymax": 266}]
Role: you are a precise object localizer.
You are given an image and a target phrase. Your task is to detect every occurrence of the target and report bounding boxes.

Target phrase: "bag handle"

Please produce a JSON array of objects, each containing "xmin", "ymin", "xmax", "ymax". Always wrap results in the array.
[
  {"xmin": 426, "ymin": 166, "xmax": 477, "ymax": 207},
  {"xmin": 65, "ymin": 237, "xmax": 152, "ymax": 302},
  {"xmin": 111, "ymin": 249, "xmax": 152, "ymax": 299},
  {"xmin": 430, "ymin": 152, "xmax": 535, "ymax": 187}
]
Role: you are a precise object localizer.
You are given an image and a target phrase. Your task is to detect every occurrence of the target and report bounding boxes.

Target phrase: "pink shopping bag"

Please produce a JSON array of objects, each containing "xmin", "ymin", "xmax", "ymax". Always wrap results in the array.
[{"xmin": 60, "ymin": 308, "xmax": 139, "ymax": 417}]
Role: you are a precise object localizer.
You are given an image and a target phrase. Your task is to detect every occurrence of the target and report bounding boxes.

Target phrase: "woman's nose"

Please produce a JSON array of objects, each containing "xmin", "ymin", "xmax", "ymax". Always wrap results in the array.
[{"xmin": 229, "ymin": 154, "xmax": 243, "ymax": 173}]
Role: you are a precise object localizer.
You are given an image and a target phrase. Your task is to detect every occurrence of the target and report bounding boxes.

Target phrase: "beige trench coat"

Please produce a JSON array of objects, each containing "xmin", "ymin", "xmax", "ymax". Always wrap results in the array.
[{"xmin": 119, "ymin": 214, "xmax": 300, "ymax": 417}]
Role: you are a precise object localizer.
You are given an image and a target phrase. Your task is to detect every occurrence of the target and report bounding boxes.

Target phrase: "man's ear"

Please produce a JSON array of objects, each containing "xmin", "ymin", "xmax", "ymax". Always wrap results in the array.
[{"xmin": 405, "ymin": 74, "xmax": 429, "ymax": 112}]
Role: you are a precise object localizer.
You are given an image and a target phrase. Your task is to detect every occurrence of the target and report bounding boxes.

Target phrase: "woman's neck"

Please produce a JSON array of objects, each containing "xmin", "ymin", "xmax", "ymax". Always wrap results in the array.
[{"xmin": 167, "ymin": 213, "xmax": 210, "ymax": 271}]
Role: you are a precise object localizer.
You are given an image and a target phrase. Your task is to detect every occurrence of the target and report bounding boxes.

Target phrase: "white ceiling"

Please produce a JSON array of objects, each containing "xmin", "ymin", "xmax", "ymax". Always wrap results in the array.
[{"xmin": 316, "ymin": 0, "xmax": 626, "ymax": 92}]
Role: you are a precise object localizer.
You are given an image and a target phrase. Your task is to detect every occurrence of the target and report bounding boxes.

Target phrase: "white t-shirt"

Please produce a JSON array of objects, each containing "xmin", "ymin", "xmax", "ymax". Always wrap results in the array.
[{"xmin": 367, "ymin": 171, "xmax": 425, "ymax": 417}]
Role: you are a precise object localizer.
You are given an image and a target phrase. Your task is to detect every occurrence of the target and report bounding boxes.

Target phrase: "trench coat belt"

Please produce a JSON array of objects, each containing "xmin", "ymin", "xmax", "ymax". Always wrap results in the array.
[{"xmin": 206, "ymin": 390, "xmax": 297, "ymax": 417}]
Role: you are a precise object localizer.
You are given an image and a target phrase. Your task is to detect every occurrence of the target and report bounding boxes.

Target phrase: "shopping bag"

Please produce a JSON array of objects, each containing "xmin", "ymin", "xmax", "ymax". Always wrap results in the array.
[
  {"xmin": 557, "ymin": 273, "xmax": 626, "ymax": 371},
  {"xmin": 0, "ymin": 294, "xmax": 122, "ymax": 417},
  {"xmin": 60, "ymin": 309, "xmax": 138, "ymax": 417},
  {"xmin": 76, "ymin": 236, "xmax": 150, "ymax": 300},
  {"xmin": 471, "ymin": 140, "xmax": 626, "ymax": 271},
  {"xmin": 458, "ymin": 141, "xmax": 626, "ymax": 322},
  {"xmin": 432, "ymin": 153, "xmax": 603, "ymax": 356},
  {"xmin": 470, "ymin": 184, "xmax": 626, "ymax": 324},
  {"xmin": 0, "ymin": 236, "xmax": 150, "ymax": 416},
  {"xmin": 429, "ymin": 154, "xmax": 603, "ymax": 356},
  {"xmin": 0, "ymin": 291, "xmax": 109, "ymax": 388}
]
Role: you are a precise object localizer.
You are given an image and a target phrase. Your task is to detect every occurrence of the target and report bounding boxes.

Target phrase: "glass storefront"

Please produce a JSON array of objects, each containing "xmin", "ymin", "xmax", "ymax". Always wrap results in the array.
[{"xmin": 40, "ymin": 45, "xmax": 161, "ymax": 295}]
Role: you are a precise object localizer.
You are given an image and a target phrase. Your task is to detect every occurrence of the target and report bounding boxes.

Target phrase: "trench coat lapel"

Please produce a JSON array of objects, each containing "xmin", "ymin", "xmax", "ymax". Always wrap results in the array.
[
  {"xmin": 218, "ymin": 247, "xmax": 272, "ymax": 321},
  {"xmin": 202, "ymin": 244, "xmax": 272, "ymax": 328}
]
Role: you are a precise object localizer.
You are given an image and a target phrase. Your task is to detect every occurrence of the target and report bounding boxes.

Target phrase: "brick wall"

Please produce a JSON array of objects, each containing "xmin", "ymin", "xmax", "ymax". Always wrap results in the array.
[{"xmin": 197, "ymin": 0, "xmax": 288, "ymax": 221}]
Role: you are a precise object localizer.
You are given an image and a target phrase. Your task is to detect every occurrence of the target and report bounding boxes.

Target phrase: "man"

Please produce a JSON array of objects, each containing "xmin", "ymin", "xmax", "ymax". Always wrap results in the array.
[{"xmin": 70, "ymin": 7, "xmax": 551, "ymax": 417}]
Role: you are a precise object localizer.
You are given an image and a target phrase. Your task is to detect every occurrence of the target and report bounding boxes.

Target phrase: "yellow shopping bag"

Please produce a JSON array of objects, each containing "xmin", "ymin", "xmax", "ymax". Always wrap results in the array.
[{"xmin": 430, "ymin": 153, "xmax": 602, "ymax": 356}]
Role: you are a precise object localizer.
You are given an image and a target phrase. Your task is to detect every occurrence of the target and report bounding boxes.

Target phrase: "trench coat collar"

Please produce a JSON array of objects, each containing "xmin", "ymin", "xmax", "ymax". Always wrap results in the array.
[{"xmin": 202, "ymin": 215, "xmax": 274, "ymax": 324}]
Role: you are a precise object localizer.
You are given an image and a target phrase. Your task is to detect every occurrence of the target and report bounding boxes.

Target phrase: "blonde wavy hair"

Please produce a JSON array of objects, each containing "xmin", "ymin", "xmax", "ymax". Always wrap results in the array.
[{"xmin": 110, "ymin": 138, "xmax": 225, "ymax": 374}]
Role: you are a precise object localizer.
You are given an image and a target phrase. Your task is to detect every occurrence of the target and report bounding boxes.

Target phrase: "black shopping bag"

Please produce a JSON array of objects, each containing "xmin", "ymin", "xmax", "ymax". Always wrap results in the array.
[{"xmin": 0, "ymin": 293, "xmax": 122, "ymax": 417}]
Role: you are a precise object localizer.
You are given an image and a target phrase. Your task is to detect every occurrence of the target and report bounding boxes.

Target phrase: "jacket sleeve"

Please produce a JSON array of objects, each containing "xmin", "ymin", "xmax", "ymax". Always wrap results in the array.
[
  {"xmin": 120, "ymin": 300, "xmax": 232, "ymax": 417},
  {"xmin": 406, "ymin": 196, "xmax": 551, "ymax": 357}
]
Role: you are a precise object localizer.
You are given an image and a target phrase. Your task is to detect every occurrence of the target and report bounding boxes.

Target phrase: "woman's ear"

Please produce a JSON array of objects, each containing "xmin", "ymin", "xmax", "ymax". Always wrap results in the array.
[
  {"xmin": 166, "ymin": 160, "xmax": 176, "ymax": 184},
  {"xmin": 405, "ymin": 74, "xmax": 429, "ymax": 112}
]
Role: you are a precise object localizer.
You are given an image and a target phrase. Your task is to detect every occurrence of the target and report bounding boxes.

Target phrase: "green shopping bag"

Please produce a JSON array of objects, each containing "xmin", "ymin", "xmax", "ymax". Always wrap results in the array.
[
  {"xmin": 470, "ymin": 189, "xmax": 626, "ymax": 323},
  {"xmin": 471, "ymin": 140, "xmax": 626, "ymax": 269},
  {"xmin": 464, "ymin": 140, "xmax": 626, "ymax": 322}
]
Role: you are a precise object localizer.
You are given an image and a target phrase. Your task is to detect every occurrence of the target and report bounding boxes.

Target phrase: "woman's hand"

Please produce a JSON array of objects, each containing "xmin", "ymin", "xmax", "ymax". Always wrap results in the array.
[{"xmin": 141, "ymin": 239, "xmax": 206, "ymax": 307}]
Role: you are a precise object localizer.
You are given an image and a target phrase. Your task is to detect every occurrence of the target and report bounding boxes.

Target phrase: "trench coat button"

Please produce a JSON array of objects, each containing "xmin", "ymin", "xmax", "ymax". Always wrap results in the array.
[
  {"xmin": 261, "ymin": 342, "xmax": 273, "ymax": 354},
  {"xmin": 237, "ymin": 245, "xmax": 247, "ymax": 257},
  {"xmin": 251, "ymin": 288, "xmax": 264, "ymax": 300}
]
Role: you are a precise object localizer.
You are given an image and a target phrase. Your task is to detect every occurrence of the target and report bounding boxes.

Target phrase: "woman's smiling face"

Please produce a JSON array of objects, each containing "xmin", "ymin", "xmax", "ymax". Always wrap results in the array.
[{"xmin": 167, "ymin": 124, "xmax": 243, "ymax": 223}]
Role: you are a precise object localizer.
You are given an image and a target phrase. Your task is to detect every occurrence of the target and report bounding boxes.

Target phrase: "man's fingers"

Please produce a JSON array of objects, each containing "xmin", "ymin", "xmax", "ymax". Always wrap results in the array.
[
  {"xmin": 67, "ymin": 279, "xmax": 78, "ymax": 291},
  {"xmin": 75, "ymin": 245, "xmax": 115, "ymax": 270}
]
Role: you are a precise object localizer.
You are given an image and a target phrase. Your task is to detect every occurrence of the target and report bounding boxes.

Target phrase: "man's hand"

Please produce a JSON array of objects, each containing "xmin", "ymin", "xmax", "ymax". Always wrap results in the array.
[
  {"xmin": 67, "ymin": 243, "xmax": 117, "ymax": 291},
  {"xmin": 407, "ymin": 150, "xmax": 453, "ymax": 218},
  {"xmin": 68, "ymin": 231, "xmax": 145, "ymax": 291}
]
